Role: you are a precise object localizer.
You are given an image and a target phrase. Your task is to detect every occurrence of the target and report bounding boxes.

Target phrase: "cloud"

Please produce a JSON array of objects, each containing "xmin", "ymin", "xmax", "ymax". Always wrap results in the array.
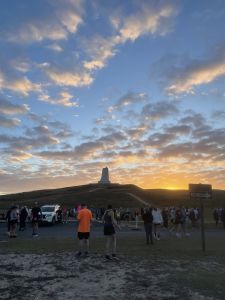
[
  {"xmin": 7, "ymin": 23, "xmax": 68, "ymax": 43},
  {"xmin": 39, "ymin": 91, "xmax": 79, "ymax": 107},
  {"xmin": 57, "ymin": 10, "xmax": 83, "ymax": 34},
  {"xmin": 9, "ymin": 151, "xmax": 33, "ymax": 162},
  {"xmin": 83, "ymin": 2, "xmax": 178, "ymax": 71},
  {"xmin": 212, "ymin": 110, "xmax": 225, "ymax": 120},
  {"xmin": 145, "ymin": 132, "xmax": 176, "ymax": 147},
  {"xmin": 165, "ymin": 124, "xmax": 192, "ymax": 136},
  {"xmin": 179, "ymin": 111, "xmax": 206, "ymax": 128},
  {"xmin": 125, "ymin": 126, "xmax": 148, "ymax": 140},
  {"xmin": 46, "ymin": 43, "xmax": 63, "ymax": 52},
  {"xmin": 12, "ymin": 60, "xmax": 31, "ymax": 73},
  {"xmin": 83, "ymin": 35, "xmax": 119, "ymax": 71},
  {"xmin": 0, "ymin": 115, "xmax": 21, "ymax": 128},
  {"xmin": 119, "ymin": 3, "xmax": 177, "ymax": 41},
  {"xmin": 167, "ymin": 51, "xmax": 225, "ymax": 94},
  {"xmin": 0, "ymin": 73, "xmax": 41, "ymax": 96},
  {"xmin": 1, "ymin": 0, "xmax": 84, "ymax": 44},
  {"xmin": 141, "ymin": 101, "xmax": 179, "ymax": 121},
  {"xmin": 107, "ymin": 92, "xmax": 148, "ymax": 112},
  {"xmin": 0, "ymin": 97, "xmax": 29, "ymax": 115},
  {"xmin": 45, "ymin": 68, "xmax": 93, "ymax": 87}
]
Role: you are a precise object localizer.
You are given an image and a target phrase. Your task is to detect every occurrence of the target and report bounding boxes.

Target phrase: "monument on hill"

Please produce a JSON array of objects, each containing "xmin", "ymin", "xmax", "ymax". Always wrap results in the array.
[{"xmin": 98, "ymin": 167, "xmax": 111, "ymax": 184}]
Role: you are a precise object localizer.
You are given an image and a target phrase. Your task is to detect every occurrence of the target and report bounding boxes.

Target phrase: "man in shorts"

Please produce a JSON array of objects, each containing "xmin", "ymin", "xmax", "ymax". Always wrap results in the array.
[{"xmin": 76, "ymin": 204, "xmax": 93, "ymax": 257}]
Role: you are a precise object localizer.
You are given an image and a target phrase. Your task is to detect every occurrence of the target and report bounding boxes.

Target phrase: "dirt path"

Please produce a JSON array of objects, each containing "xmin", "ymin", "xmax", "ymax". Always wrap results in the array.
[
  {"xmin": 88, "ymin": 188, "xmax": 103, "ymax": 193},
  {"xmin": 126, "ymin": 192, "xmax": 149, "ymax": 206}
]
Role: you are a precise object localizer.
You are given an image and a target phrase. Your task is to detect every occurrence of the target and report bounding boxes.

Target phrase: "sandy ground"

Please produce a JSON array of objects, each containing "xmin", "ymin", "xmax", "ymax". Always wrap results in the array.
[{"xmin": 0, "ymin": 252, "xmax": 221, "ymax": 300}]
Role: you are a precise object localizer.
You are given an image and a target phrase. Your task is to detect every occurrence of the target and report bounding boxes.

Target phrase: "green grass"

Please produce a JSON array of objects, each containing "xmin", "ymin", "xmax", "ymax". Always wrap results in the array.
[{"xmin": 1, "ymin": 234, "xmax": 225, "ymax": 259}]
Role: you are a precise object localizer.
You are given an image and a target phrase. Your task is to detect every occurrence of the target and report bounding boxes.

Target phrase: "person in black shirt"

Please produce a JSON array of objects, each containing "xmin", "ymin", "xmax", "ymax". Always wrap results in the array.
[
  {"xmin": 102, "ymin": 204, "xmax": 120, "ymax": 260},
  {"xmin": 19, "ymin": 206, "xmax": 28, "ymax": 231},
  {"xmin": 142, "ymin": 207, "xmax": 153, "ymax": 245},
  {"xmin": 56, "ymin": 207, "xmax": 62, "ymax": 223},
  {"xmin": 31, "ymin": 202, "xmax": 41, "ymax": 237}
]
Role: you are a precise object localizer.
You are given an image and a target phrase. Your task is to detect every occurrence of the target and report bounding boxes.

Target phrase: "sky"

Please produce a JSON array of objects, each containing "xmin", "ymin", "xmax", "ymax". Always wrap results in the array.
[{"xmin": 1, "ymin": 0, "xmax": 225, "ymax": 194}]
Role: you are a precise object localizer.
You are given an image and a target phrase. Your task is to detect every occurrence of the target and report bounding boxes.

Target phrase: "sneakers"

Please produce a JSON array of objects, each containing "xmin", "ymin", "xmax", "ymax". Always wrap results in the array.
[
  {"xmin": 105, "ymin": 254, "xmax": 119, "ymax": 261},
  {"xmin": 105, "ymin": 255, "xmax": 112, "ymax": 260},
  {"xmin": 112, "ymin": 254, "xmax": 119, "ymax": 261},
  {"xmin": 76, "ymin": 251, "xmax": 82, "ymax": 258},
  {"xmin": 84, "ymin": 251, "xmax": 89, "ymax": 257}
]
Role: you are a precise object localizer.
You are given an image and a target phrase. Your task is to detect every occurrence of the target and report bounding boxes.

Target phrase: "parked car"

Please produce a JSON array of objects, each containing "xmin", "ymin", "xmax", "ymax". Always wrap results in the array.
[{"xmin": 40, "ymin": 205, "xmax": 61, "ymax": 224}]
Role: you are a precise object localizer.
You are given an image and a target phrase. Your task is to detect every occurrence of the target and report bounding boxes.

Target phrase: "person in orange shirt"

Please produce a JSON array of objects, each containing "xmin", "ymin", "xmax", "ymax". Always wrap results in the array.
[{"xmin": 76, "ymin": 203, "xmax": 93, "ymax": 257}]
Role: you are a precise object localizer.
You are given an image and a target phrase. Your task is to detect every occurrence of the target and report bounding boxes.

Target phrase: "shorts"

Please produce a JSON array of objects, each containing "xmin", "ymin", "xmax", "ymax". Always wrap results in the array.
[
  {"xmin": 77, "ymin": 232, "xmax": 90, "ymax": 240},
  {"xmin": 10, "ymin": 220, "xmax": 18, "ymax": 225},
  {"xmin": 31, "ymin": 218, "xmax": 39, "ymax": 224},
  {"xmin": 175, "ymin": 220, "xmax": 184, "ymax": 225},
  {"xmin": 104, "ymin": 224, "xmax": 115, "ymax": 236}
]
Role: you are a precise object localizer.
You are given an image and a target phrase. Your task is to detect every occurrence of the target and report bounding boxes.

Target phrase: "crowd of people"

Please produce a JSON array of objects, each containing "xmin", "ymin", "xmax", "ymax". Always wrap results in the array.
[
  {"xmin": 2, "ymin": 203, "xmax": 225, "ymax": 260},
  {"xmin": 5, "ymin": 202, "xmax": 43, "ymax": 237},
  {"xmin": 213, "ymin": 208, "xmax": 225, "ymax": 227}
]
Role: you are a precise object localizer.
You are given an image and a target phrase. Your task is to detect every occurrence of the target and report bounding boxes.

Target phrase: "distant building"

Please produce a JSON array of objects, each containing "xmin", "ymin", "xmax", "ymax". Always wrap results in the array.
[{"xmin": 98, "ymin": 167, "xmax": 111, "ymax": 184}]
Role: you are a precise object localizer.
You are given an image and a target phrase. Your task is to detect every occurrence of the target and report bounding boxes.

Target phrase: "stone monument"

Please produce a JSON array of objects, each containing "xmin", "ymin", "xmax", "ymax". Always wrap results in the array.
[{"xmin": 98, "ymin": 167, "xmax": 111, "ymax": 184}]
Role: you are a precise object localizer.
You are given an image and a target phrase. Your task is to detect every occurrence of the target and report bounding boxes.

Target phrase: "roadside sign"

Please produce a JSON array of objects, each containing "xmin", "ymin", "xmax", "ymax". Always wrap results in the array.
[
  {"xmin": 189, "ymin": 184, "xmax": 212, "ymax": 199},
  {"xmin": 189, "ymin": 183, "xmax": 212, "ymax": 252}
]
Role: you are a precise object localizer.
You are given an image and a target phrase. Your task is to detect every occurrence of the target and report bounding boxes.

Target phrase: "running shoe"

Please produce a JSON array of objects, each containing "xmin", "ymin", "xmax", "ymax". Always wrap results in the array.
[
  {"xmin": 112, "ymin": 254, "xmax": 119, "ymax": 261},
  {"xmin": 76, "ymin": 251, "xmax": 82, "ymax": 258},
  {"xmin": 105, "ymin": 255, "xmax": 112, "ymax": 260},
  {"xmin": 84, "ymin": 251, "xmax": 89, "ymax": 257}
]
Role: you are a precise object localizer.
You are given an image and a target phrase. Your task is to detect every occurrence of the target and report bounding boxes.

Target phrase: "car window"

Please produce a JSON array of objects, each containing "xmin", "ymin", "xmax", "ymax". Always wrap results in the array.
[{"xmin": 41, "ymin": 207, "xmax": 55, "ymax": 212}]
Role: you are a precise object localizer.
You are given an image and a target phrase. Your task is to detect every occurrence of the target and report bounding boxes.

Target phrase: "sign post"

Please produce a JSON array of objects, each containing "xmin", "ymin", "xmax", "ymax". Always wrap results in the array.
[{"xmin": 189, "ymin": 184, "xmax": 212, "ymax": 252}]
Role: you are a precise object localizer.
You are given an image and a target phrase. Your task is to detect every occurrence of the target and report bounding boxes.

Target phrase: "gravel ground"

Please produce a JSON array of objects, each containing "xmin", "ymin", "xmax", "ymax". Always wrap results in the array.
[{"xmin": 0, "ymin": 252, "xmax": 222, "ymax": 300}]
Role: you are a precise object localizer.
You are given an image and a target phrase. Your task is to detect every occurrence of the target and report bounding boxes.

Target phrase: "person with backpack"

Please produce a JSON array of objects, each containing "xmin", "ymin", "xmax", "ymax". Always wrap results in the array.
[{"xmin": 102, "ymin": 204, "xmax": 120, "ymax": 260}]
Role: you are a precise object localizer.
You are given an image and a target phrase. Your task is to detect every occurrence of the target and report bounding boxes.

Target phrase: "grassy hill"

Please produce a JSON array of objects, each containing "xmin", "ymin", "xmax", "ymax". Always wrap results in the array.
[{"xmin": 0, "ymin": 184, "xmax": 225, "ymax": 210}]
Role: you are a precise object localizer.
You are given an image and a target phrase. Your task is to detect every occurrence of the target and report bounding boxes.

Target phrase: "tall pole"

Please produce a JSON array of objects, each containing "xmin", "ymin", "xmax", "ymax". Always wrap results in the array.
[{"xmin": 200, "ymin": 198, "xmax": 206, "ymax": 252}]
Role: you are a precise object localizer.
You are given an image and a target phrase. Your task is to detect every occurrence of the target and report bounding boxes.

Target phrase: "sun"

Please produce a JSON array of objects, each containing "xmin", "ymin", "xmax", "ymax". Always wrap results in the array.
[{"xmin": 165, "ymin": 186, "xmax": 180, "ymax": 190}]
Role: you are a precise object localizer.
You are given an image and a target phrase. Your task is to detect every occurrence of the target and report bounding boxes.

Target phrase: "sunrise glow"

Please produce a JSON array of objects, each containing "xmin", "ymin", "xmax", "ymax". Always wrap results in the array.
[{"xmin": 0, "ymin": 0, "xmax": 225, "ymax": 194}]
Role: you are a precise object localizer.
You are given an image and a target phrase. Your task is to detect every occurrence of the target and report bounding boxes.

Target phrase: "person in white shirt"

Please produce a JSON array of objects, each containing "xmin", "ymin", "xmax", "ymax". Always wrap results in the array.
[{"xmin": 152, "ymin": 207, "xmax": 163, "ymax": 240}]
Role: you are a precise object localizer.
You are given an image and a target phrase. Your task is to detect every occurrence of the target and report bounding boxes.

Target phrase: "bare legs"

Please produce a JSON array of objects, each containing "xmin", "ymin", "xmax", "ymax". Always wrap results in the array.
[
  {"xmin": 106, "ymin": 234, "xmax": 116, "ymax": 256},
  {"xmin": 78, "ymin": 239, "xmax": 90, "ymax": 253}
]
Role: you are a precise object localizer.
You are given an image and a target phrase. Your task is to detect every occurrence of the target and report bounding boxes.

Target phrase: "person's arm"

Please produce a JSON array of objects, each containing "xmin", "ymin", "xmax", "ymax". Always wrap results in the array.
[
  {"xmin": 110, "ymin": 210, "xmax": 120, "ymax": 229},
  {"xmin": 159, "ymin": 211, "xmax": 163, "ymax": 224},
  {"xmin": 101, "ymin": 211, "xmax": 106, "ymax": 223},
  {"xmin": 31, "ymin": 209, "xmax": 34, "ymax": 219},
  {"xmin": 90, "ymin": 211, "xmax": 94, "ymax": 225}
]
